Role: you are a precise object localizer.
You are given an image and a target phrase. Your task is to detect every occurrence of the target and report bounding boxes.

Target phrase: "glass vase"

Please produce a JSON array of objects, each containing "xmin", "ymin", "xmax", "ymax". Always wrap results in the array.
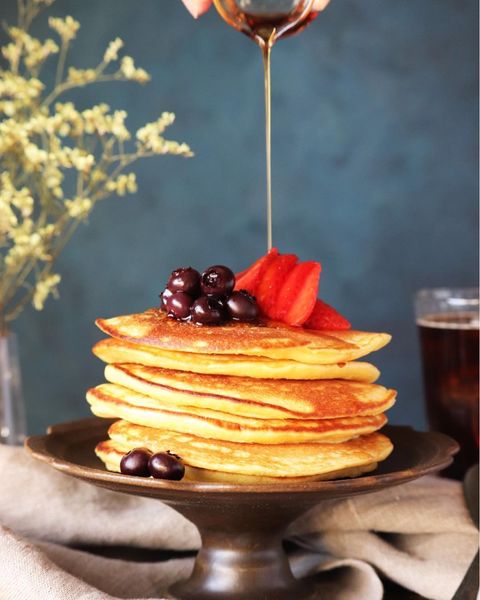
[{"xmin": 0, "ymin": 331, "xmax": 26, "ymax": 445}]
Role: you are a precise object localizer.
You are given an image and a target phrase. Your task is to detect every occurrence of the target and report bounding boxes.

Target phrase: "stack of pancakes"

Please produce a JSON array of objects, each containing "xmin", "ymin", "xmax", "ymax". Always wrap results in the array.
[{"xmin": 88, "ymin": 309, "xmax": 396, "ymax": 482}]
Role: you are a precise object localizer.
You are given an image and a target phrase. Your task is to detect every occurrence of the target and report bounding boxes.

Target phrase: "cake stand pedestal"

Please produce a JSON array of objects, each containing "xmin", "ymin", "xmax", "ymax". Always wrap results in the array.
[{"xmin": 26, "ymin": 418, "xmax": 458, "ymax": 600}]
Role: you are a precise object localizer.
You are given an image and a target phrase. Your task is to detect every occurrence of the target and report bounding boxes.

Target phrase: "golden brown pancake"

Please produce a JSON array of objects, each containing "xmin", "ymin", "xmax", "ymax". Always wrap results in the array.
[
  {"xmin": 104, "ymin": 363, "xmax": 396, "ymax": 419},
  {"xmin": 93, "ymin": 338, "xmax": 381, "ymax": 381},
  {"xmin": 86, "ymin": 384, "xmax": 387, "ymax": 444},
  {"xmin": 96, "ymin": 309, "xmax": 391, "ymax": 364},
  {"xmin": 97, "ymin": 440, "xmax": 379, "ymax": 482},
  {"xmin": 96, "ymin": 419, "xmax": 393, "ymax": 479}
]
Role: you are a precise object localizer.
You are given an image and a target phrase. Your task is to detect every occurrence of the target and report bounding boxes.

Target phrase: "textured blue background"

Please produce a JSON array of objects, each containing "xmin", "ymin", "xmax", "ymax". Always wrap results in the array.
[{"xmin": 2, "ymin": 0, "xmax": 478, "ymax": 434}]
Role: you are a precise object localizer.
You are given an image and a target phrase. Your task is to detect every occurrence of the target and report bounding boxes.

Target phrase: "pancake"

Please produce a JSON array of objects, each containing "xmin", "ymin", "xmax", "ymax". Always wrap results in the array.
[
  {"xmin": 86, "ymin": 384, "xmax": 387, "ymax": 444},
  {"xmin": 97, "ymin": 440, "xmax": 379, "ymax": 482},
  {"xmin": 96, "ymin": 310, "xmax": 391, "ymax": 364},
  {"xmin": 96, "ymin": 419, "xmax": 393, "ymax": 479},
  {"xmin": 93, "ymin": 338, "xmax": 381, "ymax": 382},
  {"xmin": 104, "ymin": 364, "xmax": 396, "ymax": 419}
]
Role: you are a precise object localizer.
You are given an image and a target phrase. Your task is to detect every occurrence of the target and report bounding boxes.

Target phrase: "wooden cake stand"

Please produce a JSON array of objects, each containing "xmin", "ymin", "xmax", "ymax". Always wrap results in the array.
[{"xmin": 26, "ymin": 418, "xmax": 458, "ymax": 600}]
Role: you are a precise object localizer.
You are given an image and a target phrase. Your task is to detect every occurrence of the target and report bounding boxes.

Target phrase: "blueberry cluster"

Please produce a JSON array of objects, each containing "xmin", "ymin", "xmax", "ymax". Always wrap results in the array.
[
  {"xmin": 120, "ymin": 447, "xmax": 185, "ymax": 480},
  {"xmin": 161, "ymin": 265, "xmax": 259, "ymax": 325}
]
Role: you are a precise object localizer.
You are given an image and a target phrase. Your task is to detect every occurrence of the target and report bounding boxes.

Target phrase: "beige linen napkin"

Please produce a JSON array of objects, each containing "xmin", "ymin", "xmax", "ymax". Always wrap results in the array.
[{"xmin": 0, "ymin": 445, "xmax": 477, "ymax": 600}]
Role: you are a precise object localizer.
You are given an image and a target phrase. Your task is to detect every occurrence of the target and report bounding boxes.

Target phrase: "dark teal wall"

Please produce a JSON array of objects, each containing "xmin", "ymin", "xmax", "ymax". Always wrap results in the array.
[{"xmin": 2, "ymin": 0, "xmax": 478, "ymax": 434}]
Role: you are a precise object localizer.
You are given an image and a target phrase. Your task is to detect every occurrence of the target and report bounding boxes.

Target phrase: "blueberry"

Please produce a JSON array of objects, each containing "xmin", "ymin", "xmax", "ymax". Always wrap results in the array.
[
  {"xmin": 167, "ymin": 267, "xmax": 201, "ymax": 297},
  {"xmin": 191, "ymin": 295, "xmax": 226, "ymax": 325},
  {"xmin": 165, "ymin": 291, "xmax": 193, "ymax": 320},
  {"xmin": 120, "ymin": 448, "xmax": 152, "ymax": 477},
  {"xmin": 160, "ymin": 287, "xmax": 173, "ymax": 311},
  {"xmin": 227, "ymin": 290, "xmax": 260, "ymax": 322},
  {"xmin": 148, "ymin": 451, "xmax": 185, "ymax": 480},
  {"xmin": 201, "ymin": 265, "xmax": 235, "ymax": 296}
]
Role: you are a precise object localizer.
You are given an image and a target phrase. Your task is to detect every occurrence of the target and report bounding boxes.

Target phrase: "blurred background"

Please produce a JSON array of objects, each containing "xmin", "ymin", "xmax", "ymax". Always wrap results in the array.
[{"xmin": 1, "ymin": 0, "xmax": 478, "ymax": 434}]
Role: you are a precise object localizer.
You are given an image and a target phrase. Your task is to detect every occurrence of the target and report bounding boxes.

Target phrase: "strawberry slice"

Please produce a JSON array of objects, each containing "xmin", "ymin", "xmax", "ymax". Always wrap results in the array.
[
  {"xmin": 304, "ymin": 299, "xmax": 351, "ymax": 330},
  {"xmin": 235, "ymin": 247, "xmax": 279, "ymax": 294},
  {"xmin": 256, "ymin": 254, "xmax": 298, "ymax": 318},
  {"xmin": 272, "ymin": 261, "xmax": 321, "ymax": 326}
]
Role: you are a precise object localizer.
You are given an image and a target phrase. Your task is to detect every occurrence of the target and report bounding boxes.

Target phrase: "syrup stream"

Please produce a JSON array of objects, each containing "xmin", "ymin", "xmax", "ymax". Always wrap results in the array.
[
  {"xmin": 212, "ymin": 0, "xmax": 316, "ymax": 252},
  {"xmin": 262, "ymin": 31, "xmax": 275, "ymax": 252}
]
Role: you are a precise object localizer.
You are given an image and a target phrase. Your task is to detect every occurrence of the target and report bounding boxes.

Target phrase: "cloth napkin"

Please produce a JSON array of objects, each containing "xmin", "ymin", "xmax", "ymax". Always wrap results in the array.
[{"xmin": 0, "ymin": 445, "xmax": 477, "ymax": 600}]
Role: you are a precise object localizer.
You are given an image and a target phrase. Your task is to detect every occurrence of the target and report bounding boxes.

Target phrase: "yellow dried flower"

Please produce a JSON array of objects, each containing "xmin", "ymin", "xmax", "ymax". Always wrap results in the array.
[
  {"xmin": 24, "ymin": 142, "xmax": 48, "ymax": 168},
  {"xmin": 62, "ymin": 148, "xmax": 95, "ymax": 173},
  {"xmin": 0, "ymin": 73, "xmax": 44, "ymax": 117},
  {"xmin": 81, "ymin": 103, "xmax": 109, "ymax": 135},
  {"xmin": 0, "ymin": 0, "xmax": 191, "ymax": 322},
  {"xmin": 53, "ymin": 102, "xmax": 84, "ymax": 137},
  {"xmin": 64, "ymin": 197, "xmax": 93, "ymax": 218},
  {"xmin": 42, "ymin": 162, "xmax": 64, "ymax": 196},
  {"xmin": 48, "ymin": 16, "xmax": 80, "ymax": 43},
  {"xmin": 137, "ymin": 114, "xmax": 193, "ymax": 157},
  {"xmin": 5, "ymin": 222, "xmax": 54, "ymax": 267},
  {"xmin": 120, "ymin": 56, "xmax": 150, "ymax": 84},
  {"xmin": 32, "ymin": 273, "xmax": 61, "ymax": 310},
  {"xmin": 24, "ymin": 37, "xmax": 59, "ymax": 70},
  {"xmin": 104, "ymin": 38, "xmax": 124, "ymax": 64},
  {"xmin": 67, "ymin": 67, "xmax": 97, "ymax": 85},
  {"xmin": 106, "ymin": 173, "xmax": 137, "ymax": 196},
  {"xmin": 110, "ymin": 110, "xmax": 130, "ymax": 141},
  {"xmin": 5, "ymin": 27, "xmax": 59, "ymax": 72},
  {"xmin": 2, "ymin": 43, "xmax": 22, "ymax": 72},
  {"xmin": 0, "ymin": 174, "xmax": 34, "ymax": 242}
]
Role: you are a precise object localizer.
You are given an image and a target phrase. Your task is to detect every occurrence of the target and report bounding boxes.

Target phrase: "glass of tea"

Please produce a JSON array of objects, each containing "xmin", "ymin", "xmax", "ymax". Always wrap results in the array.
[{"xmin": 415, "ymin": 288, "xmax": 479, "ymax": 479}]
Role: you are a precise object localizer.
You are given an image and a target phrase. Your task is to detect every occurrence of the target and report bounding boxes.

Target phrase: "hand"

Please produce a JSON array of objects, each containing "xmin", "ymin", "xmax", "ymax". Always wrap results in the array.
[
  {"xmin": 181, "ymin": 0, "xmax": 212, "ymax": 18},
  {"xmin": 182, "ymin": 0, "xmax": 330, "ymax": 19}
]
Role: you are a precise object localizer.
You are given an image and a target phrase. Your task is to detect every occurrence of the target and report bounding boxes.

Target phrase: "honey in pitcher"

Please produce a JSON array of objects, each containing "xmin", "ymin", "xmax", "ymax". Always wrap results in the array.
[{"xmin": 214, "ymin": 0, "xmax": 318, "ymax": 44}]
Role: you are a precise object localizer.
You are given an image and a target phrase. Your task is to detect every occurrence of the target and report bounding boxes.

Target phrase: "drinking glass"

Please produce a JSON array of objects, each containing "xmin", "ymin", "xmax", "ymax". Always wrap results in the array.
[{"xmin": 415, "ymin": 288, "xmax": 479, "ymax": 479}]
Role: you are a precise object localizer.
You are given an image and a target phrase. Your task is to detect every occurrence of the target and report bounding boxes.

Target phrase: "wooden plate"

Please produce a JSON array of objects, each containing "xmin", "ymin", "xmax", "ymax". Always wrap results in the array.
[{"xmin": 26, "ymin": 418, "xmax": 458, "ymax": 600}]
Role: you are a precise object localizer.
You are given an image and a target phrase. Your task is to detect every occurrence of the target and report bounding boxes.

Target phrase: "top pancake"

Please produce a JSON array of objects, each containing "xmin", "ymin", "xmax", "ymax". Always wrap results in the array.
[{"xmin": 96, "ymin": 309, "xmax": 391, "ymax": 364}]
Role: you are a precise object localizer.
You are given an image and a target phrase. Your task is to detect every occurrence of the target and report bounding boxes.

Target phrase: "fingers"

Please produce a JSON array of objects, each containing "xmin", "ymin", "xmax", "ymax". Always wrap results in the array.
[
  {"xmin": 181, "ymin": 0, "xmax": 213, "ymax": 18},
  {"xmin": 181, "ymin": 0, "xmax": 329, "ymax": 19},
  {"xmin": 313, "ymin": 0, "xmax": 331, "ymax": 10}
]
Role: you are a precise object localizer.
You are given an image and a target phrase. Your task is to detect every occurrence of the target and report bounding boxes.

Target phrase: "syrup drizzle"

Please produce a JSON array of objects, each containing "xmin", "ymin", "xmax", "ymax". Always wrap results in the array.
[
  {"xmin": 213, "ymin": 0, "xmax": 317, "ymax": 251},
  {"xmin": 262, "ymin": 31, "xmax": 275, "ymax": 251}
]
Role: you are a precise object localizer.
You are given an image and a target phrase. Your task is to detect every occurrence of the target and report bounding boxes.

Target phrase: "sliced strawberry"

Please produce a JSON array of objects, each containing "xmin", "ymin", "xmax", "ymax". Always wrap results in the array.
[
  {"xmin": 272, "ymin": 261, "xmax": 321, "ymax": 326},
  {"xmin": 235, "ymin": 247, "xmax": 279, "ymax": 294},
  {"xmin": 256, "ymin": 254, "xmax": 298, "ymax": 318},
  {"xmin": 304, "ymin": 299, "xmax": 351, "ymax": 330}
]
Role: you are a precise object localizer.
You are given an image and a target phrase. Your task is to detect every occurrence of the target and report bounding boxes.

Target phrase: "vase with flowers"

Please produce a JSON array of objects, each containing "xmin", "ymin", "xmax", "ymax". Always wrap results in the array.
[{"xmin": 0, "ymin": 0, "xmax": 192, "ymax": 444}]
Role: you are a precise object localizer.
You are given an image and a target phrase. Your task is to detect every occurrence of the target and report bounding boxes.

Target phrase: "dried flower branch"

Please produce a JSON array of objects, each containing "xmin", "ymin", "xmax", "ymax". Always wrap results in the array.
[{"xmin": 0, "ymin": 0, "xmax": 193, "ymax": 331}]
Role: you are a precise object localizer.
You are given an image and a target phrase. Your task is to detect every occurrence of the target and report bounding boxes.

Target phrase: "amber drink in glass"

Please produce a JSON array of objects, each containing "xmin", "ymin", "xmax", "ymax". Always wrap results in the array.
[{"xmin": 416, "ymin": 288, "xmax": 479, "ymax": 479}]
